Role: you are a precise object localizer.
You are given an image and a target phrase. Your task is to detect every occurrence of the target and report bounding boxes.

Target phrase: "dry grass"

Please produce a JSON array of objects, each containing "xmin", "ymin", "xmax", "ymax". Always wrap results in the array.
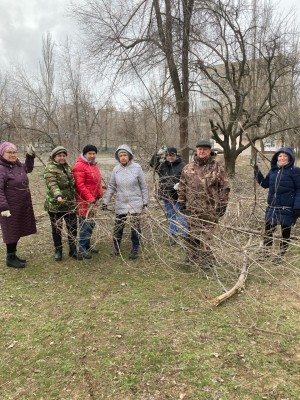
[{"xmin": 0, "ymin": 154, "xmax": 300, "ymax": 399}]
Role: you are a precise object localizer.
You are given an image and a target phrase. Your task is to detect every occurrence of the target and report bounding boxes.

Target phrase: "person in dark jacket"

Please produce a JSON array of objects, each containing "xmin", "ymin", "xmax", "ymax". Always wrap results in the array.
[
  {"xmin": 73, "ymin": 144, "xmax": 104, "ymax": 259},
  {"xmin": 150, "ymin": 146, "xmax": 188, "ymax": 245},
  {"xmin": 255, "ymin": 147, "xmax": 300, "ymax": 262},
  {"xmin": 0, "ymin": 141, "xmax": 36, "ymax": 268},
  {"xmin": 44, "ymin": 146, "xmax": 78, "ymax": 261}
]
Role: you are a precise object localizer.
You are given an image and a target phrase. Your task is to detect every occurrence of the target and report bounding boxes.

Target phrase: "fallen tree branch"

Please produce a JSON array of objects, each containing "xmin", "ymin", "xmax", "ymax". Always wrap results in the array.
[{"xmin": 210, "ymin": 236, "xmax": 252, "ymax": 306}]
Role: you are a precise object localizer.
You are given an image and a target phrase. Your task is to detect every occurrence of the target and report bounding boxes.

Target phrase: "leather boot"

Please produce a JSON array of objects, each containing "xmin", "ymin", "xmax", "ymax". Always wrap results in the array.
[
  {"xmin": 6, "ymin": 253, "xmax": 26, "ymax": 268},
  {"xmin": 54, "ymin": 246, "xmax": 63, "ymax": 261}
]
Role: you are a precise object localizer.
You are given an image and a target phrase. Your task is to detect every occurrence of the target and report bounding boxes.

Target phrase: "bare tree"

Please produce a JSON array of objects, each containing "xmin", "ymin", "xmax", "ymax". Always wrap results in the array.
[
  {"xmin": 191, "ymin": 0, "xmax": 300, "ymax": 175},
  {"xmin": 71, "ymin": 0, "xmax": 195, "ymax": 162}
]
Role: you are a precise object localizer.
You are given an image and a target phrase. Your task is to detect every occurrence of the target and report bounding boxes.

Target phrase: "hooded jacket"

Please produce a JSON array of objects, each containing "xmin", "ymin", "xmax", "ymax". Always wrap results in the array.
[
  {"xmin": 149, "ymin": 153, "xmax": 185, "ymax": 201},
  {"xmin": 255, "ymin": 147, "xmax": 300, "ymax": 225},
  {"xmin": 73, "ymin": 155, "xmax": 104, "ymax": 217},
  {"xmin": 103, "ymin": 144, "xmax": 148, "ymax": 214}
]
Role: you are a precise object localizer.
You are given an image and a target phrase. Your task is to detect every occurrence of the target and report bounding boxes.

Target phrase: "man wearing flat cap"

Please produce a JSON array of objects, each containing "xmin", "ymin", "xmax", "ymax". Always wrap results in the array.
[{"xmin": 177, "ymin": 139, "xmax": 230, "ymax": 268}]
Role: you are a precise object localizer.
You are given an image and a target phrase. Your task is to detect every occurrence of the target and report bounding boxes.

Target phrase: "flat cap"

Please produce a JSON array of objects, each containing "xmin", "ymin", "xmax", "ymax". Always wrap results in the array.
[{"xmin": 196, "ymin": 140, "xmax": 212, "ymax": 148}]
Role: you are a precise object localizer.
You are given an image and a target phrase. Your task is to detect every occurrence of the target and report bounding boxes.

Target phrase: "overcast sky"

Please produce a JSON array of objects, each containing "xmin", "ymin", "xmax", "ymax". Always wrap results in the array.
[{"xmin": 0, "ymin": 0, "xmax": 299, "ymax": 74}]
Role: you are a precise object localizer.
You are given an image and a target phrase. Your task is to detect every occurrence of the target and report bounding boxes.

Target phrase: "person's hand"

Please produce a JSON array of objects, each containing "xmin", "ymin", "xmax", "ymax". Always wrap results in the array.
[
  {"xmin": 157, "ymin": 145, "xmax": 167, "ymax": 156},
  {"xmin": 178, "ymin": 202, "xmax": 186, "ymax": 214},
  {"xmin": 173, "ymin": 182, "xmax": 179, "ymax": 191},
  {"xmin": 1, "ymin": 210, "xmax": 11, "ymax": 217},
  {"xmin": 87, "ymin": 202, "xmax": 96, "ymax": 216},
  {"xmin": 294, "ymin": 209, "xmax": 300, "ymax": 218},
  {"xmin": 102, "ymin": 204, "xmax": 108, "ymax": 211},
  {"xmin": 216, "ymin": 205, "xmax": 227, "ymax": 217},
  {"xmin": 57, "ymin": 196, "xmax": 64, "ymax": 203},
  {"xmin": 26, "ymin": 143, "xmax": 35, "ymax": 156}
]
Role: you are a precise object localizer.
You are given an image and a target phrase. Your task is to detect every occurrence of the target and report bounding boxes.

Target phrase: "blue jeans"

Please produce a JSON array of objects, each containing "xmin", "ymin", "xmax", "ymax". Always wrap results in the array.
[
  {"xmin": 163, "ymin": 200, "xmax": 188, "ymax": 237},
  {"xmin": 79, "ymin": 217, "xmax": 95, "ymax": 253}
]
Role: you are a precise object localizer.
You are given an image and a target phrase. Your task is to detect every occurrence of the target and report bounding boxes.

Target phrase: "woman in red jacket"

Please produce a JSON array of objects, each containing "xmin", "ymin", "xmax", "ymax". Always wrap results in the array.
[{"xmin": 73, "ymin": 145, "xmax": 104, "ymax": 259}]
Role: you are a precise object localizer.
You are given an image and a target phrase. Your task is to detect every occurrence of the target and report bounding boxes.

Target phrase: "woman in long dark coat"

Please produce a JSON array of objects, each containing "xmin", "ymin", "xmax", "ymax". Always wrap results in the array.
[{"xmin": 0, "ymin": 141, "xmax": 36, "ymax": 268}]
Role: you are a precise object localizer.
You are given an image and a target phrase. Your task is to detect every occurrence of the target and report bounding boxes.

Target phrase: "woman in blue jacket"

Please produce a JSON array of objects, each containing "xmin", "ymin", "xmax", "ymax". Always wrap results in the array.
[{"xmin": 255, "ymin": 147, "xmax": 300, "ymax": 261}]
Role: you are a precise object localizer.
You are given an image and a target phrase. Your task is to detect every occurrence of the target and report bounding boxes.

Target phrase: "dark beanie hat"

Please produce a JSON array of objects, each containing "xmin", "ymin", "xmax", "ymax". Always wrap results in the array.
[
  {"xmin": 166, "ymin": 147, "xmax": 177, "ymax": 154},
  {"xmin": 196, "ymin": 140, "xmax": 212, "ymax": 148},
  {"xmin": 82, "ymin": 144, "xmax": 98, "ymax": 155}
]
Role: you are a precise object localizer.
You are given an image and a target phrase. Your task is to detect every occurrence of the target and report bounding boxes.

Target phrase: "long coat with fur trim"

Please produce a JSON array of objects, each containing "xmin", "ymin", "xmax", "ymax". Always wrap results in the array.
[{"xmin": 0, "ymin": 154, "xmax": 36, "ymax": 243}]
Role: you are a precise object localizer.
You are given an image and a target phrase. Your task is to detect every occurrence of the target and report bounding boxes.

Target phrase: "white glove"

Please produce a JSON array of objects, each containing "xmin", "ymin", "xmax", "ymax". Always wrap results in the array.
[
  {"xmin": 173, "ymin": 182, "xmax": 179, "ymax": 191},
  {"xmin": 157, "ymin": 145, "xmax": 168, "ymax": 156},
  {"xmin": 26, "ymin": 144, "xmax": 35, "ymax": 156},
  {"xmin": 1, "ymin": 210, "xmax": 11, "ymax": 217}
]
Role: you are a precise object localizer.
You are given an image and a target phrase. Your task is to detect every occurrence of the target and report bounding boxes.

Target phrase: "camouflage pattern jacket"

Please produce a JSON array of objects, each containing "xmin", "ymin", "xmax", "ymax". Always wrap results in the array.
[
  {"xmin": 177, "ymin": 155, "xmax": 230, "ymax": 220},
  {"xmin": 44, "ymin": 161, "xmax": 76, "ymax": 212}
]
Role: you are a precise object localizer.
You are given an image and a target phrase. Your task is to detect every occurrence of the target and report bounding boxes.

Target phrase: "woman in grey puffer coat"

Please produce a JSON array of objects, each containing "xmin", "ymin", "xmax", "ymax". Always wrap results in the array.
[{"xmin": 102, "ymin": 144, "xmax": 148, "ymax": 259}]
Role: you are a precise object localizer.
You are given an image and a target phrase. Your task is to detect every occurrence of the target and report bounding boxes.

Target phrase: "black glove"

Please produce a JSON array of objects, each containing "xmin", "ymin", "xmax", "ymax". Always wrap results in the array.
[
  {"xmin": 178, "ymin": 202, "xmax": 186, "ymax": 214},
  {"xmin": 216, "ymin": 205, "xmax": 227, "ymax": 217},
  {"xmin": 143, "ymin": 204, "xmax": 148, "ymax": 209},
  {"xmin": 102, "ymin": 204, "xmax": 108, "ymax": 211},
  {"xmin": 294, "ymin": 209, "xmax": 300, "ymax": 218}
]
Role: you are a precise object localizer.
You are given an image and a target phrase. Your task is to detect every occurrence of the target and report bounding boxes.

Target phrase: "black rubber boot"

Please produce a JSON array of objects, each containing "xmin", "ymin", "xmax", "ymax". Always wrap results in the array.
[
  {"xmin": 6, "ymin": 253, "xmax": 26, "ymax": 268},
  {"xmin": 54, "ymin": 246, "xmax": 63, "ymax": 261}
]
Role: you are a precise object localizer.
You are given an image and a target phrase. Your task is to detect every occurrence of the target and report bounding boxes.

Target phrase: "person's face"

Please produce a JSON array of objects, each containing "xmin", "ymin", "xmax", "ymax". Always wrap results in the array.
[
  {"xmin": 2, "ymin": 148, "xmax": 18, "ymax": 163},
  {"xmin": 54, "ymin": 152, "xmax": 67, "ymax": 164},
  {"xmin": 166, "ymin": 153, "xmax": 177, "ymax": 163},
  {"xmin": 85, "ymin": 151, "xmax": 97, "ymax": 162},
  {"xmin": 119, "ymin": 152, "xmax": 129, "ymax": 165},
  {"xmin": 196, "ymin": 146, "xmax": 211, "ymax": 159},
  {"xmin": 278, "ymin": 153, "xmax": 289, "ymax": 164}
]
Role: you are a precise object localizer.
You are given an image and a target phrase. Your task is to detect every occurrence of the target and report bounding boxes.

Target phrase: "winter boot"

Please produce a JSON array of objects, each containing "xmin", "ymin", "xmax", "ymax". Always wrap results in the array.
[
  {"xmin": 54, "ymin": 246, "xmax": 63, "ymax": 262},
  {"xmin": 68, "ymin": 244, "xmax": 78, "ymax": 259},
  {"xmin": 129, "ymin": 244, "xmax": 139, "ymax": 260},
  {"xmin": 15, "ymin": 254, "xmax": 26, "ymax": 263},
  {"xmin": 6, "ymin": 253, "xmax": 26, "ymax": 268},
  {"xmin": 111, "ymin": 239, "xmax": 121, "ymax": 256},
  {"xmin": 76, "ymin": 251, "xmax": 92, "ymax": 260}
]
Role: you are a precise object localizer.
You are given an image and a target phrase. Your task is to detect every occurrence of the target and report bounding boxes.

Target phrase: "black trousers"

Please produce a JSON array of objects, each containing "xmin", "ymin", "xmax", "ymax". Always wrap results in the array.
[
  {"xmin": 264, "ymin": 223, "xmax": 291, "ymax": 252},
  {"xmin": 113, "ymin": 214, "xmax": 141, "ymax": 246},
  {"xmin": 48, "ymin": 211, "xmax": 78, "ymax": 249}
]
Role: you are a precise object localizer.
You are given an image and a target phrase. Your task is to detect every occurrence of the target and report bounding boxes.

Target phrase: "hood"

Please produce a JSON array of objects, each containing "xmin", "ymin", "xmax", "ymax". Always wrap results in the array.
[
  {"xmin": 271, "ymin": 147, "xmax": 295, "ymax": 168},
  {"xmin": 114, "ymin": 144, "xmax": 134, "ymax": 161},
  {"xmin": 165, "ymin": 155, "xmax": 182, "ymax": 165}
]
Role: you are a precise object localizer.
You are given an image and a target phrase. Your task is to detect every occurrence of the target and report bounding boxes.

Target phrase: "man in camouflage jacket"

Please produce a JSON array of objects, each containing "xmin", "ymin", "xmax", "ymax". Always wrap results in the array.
[{"xmin": 177, "ymin": 140, "xmax": 230, "ymax": 267}]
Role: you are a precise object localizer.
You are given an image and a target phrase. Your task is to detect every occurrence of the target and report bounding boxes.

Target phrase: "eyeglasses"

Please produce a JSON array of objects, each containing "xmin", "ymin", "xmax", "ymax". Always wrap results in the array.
[{"xmin": 5, "ymin": 151, "xmax": 17, "ymax": 155}]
